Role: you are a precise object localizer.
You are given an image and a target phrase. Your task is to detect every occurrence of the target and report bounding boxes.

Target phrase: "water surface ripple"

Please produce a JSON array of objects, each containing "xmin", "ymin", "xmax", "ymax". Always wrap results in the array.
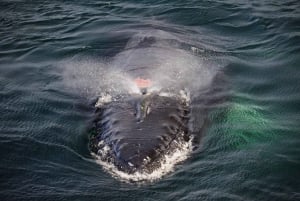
[{"xmin": 0, "ymin": 0, "xmax": 299, "ymax": 200}]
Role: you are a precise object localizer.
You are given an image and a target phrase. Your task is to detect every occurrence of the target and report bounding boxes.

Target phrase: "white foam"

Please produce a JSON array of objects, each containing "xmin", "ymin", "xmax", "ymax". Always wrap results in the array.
[
  {"xmin": 92, "ymin": 137, "xmax": 193, "ymax": 183},
  {"xmin": 94, "ymin": 85, "xmax": 191, "ymax": 108},
  {"xmin": 95, "ymin": 93, "xmax": 112, "ymax": 107}
]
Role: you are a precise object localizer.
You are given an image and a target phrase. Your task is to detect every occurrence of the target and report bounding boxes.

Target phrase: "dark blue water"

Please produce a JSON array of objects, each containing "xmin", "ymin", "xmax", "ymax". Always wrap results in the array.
[{"xmin": 1, "ymin": 0, "xmax": 300, "ymax": 200}]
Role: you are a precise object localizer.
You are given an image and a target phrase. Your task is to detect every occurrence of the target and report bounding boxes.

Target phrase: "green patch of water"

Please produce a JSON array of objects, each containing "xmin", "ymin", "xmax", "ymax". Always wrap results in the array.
[{"xmin": 209, "ymin": 99, "xmax": 275, "ymax": 151}]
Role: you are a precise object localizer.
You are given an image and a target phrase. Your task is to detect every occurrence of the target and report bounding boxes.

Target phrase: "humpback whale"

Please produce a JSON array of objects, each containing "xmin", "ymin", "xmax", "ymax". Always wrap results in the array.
[
  {"xmin": 84, "ymin": 29, "xmax": 225, "ymax": 180},
  {"xmin": 89, "ymin": 87, "xmax": 191, "ymax": 174}
]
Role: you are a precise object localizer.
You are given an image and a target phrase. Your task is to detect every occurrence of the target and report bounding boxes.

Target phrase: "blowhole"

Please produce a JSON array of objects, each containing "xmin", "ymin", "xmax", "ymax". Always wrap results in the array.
[{"xmin": 141, "ymin": 88, "xmax": 147, "ymax": 95}]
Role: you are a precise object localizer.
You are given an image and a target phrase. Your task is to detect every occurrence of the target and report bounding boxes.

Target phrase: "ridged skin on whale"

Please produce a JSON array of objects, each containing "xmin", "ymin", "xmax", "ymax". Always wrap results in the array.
[{"xmin": 89, "ymin": 92, "xmax": 190, "ymax": 174}]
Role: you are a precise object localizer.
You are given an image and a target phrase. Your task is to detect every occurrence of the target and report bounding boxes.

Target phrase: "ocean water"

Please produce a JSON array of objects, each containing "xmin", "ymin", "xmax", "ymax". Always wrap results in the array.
[{"xmin": 1, "ymin": 0, "xmax": 300, "ymax": 200}]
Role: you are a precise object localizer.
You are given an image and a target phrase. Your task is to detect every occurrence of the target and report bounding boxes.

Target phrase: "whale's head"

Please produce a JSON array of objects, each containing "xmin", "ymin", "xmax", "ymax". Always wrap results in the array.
[{"xmin": 89, "ymin": 92, "xmax": 190, "ymax": 174}]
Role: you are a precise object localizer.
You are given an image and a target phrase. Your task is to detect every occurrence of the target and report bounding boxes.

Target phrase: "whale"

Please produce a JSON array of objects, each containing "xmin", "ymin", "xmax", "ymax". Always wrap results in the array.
[
  {"xmin": 86, "ymin": 29, "xmax": 226, "ymax": 178},
  {"xmin": 89, "ymin": 89, "xmax": 191, "ymax": 174}
]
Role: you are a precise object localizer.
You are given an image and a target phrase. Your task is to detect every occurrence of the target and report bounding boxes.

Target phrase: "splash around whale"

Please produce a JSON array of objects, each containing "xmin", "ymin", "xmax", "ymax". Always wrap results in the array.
[{"xmin": 62, "ymin": 28, "xmax": 225, "ymax": 182}]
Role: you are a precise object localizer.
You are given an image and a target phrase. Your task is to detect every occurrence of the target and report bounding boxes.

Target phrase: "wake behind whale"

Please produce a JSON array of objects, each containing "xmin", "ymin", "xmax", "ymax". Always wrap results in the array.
[{"xmin": 62, "ymin": 29, "xmax": 225, "ymax": 182}]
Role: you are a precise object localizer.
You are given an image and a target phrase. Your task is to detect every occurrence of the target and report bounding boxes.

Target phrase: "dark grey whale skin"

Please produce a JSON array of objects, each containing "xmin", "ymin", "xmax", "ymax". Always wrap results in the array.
[
  {"xmin": 89, "ymin": 92, "xmax": 190, "ymax": 174},
  {"xmin": 88, "ymin": 71, "xmax": 227, "ymax": 174}
]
